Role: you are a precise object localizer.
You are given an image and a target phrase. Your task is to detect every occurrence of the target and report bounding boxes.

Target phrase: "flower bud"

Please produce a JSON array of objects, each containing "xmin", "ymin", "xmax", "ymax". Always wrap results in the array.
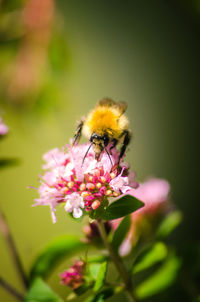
[
  {"xmin": 79, "ymin": 183, "xmax": 86, "ymax": 191},
  {"xmin": 91, "ymin": 200, "xmax": 101, "ymax": 210},
  {"xmin": 94, "ymin": 169, "xmax": 100, "ymax": 177},
  {"xmin": 100, "ymin": 176, "xmax": 106, "ymax": 183},
  {"xmin": 96, "ymin": 182, "xmax": 102, "ymax": 189},
  {"xmin": 68, "ymin": 181, "xmax": 74, "ymax": 188},
  {"xmin": 110, "ymin": 172, "xmax": 116, "ymax": 179},
  {"xmin": 88, "ymin": 176, "xmax": 93, "ymax": 182},
  {"xmin": 86, "ymin": 183, "xmax": 95, "ymax": 190},
  {"xmin": 60, "ymin": 260, "xmax": 85, "ymax": 289},
  {"xmin": 81, "ymin": 191, "xmax": 89, "ymax": 198},
  {"xmin": 106, "ymin": 190, "xmax": 112, "ymax": 196},
  {"xmin": 113, "ymin": 191, "xmax": 120, "ymax": 197}
]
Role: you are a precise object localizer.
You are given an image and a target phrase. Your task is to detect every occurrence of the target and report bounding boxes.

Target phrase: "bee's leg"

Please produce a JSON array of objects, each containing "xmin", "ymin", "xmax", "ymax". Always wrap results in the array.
[
  {"xmin": 73, "ymin": 120, "xmax": 84, "ymax": 145},
  {"xmin": 118, "ymin": 130, "xmax": 131, "ymax": 164},
  {"xmin": 109, "ymin": 139, "xmax": 118, "ymax": 155}
]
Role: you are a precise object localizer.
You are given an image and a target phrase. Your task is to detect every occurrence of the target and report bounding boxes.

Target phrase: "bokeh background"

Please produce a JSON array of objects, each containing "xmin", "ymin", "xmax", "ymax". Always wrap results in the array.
[{"xmin": 0, "ymin": 0, "xmax": 199, "ymax": 301}]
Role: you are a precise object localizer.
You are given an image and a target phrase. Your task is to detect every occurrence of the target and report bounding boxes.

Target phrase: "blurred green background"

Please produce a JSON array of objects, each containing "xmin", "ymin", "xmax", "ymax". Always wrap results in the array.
[{"xmin": 0, "ymin": 0, "xmax": 199, "ymax": 301}]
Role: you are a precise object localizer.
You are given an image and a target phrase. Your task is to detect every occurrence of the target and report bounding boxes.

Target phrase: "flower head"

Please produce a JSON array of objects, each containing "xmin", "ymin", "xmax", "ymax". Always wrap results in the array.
[
  {"xmin": 34, "ymin": 143, "xmax": 138, "ymax": 222},
  {"xmin": 60, "ymin": 260, "xmax": 85, "ymax": 289}
]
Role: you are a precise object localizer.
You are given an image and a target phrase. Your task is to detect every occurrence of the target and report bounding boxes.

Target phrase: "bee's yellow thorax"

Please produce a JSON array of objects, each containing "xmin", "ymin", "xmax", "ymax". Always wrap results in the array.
[{"xmin": 85, "ymin": 106, "xmax": 121, "ymax": 137}]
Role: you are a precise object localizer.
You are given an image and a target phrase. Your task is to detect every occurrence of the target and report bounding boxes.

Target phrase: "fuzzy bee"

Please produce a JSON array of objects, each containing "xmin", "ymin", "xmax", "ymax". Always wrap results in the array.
[{"xmin": 73, "ymin": 98, "xmax": 131, "ymax": 165}]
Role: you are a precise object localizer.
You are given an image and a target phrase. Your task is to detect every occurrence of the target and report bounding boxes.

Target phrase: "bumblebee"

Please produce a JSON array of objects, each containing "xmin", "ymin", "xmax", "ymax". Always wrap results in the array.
[{"xmin": 73, "ymin": 98, "xmax": 131, "ymax": 164}]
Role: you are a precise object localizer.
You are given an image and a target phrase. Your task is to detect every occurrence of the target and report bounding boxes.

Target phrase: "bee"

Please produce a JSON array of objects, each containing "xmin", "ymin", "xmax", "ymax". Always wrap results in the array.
[{"xmin": 73, "ymin": 98, "xmax": 131, "ymax": 165}]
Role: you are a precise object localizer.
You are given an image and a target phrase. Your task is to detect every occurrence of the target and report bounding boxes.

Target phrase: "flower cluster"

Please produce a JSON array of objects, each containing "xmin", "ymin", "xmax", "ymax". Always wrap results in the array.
[
  {"xmin": 0, "ymin": 116, "xmax": 9, "ymax": 136},
  {"xmin": 60, "ymin": 260, "xmax": 85, "ymax": 290},
  {"xmin": 34, "ymin": 144, "xmax": 138, "ymax": 222}
]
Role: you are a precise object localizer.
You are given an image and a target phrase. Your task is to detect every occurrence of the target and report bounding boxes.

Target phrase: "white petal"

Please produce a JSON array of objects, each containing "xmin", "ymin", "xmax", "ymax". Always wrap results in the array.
[
  {"xmin": 50, "ymin": 206, "xmax": 57, "ymax": 223},
  {"xmin": 73, "ymin": 207, "xmax": 83, "ymax": 218},
  {"xmin": 80, "ymin": 201, "xmax": 85, "ymax": 208},
  {"xmin": 64, "ymin": 201, "xmax": 73, "ymax": 212},
  {"xmin": 121, "ymin": 186, "xmax": 131, "ymax": 193}
]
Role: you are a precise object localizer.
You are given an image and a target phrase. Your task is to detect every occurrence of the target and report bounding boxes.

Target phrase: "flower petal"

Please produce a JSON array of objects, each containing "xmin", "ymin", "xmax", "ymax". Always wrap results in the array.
[
  {"xmin": 65, "ymin": 201, "xmax": 73, "ymax": 213},
  {"xmin": 73, "ymin": 207, "xmax": 83, "ymax": 218}
]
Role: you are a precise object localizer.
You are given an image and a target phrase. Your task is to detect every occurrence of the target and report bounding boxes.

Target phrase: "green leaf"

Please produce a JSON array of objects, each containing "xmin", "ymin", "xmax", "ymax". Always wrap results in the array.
[
  {"xmin": 88, "ymin": 263, "xmax": 102, "ymax": 280},
  {"xmin": 74, "ymin": 283, "xmax": 93, "ymax": 296},
  {"xmin": 25, "ymin": 277, "xmax": 63, "ymax": 302},
  {"xmin": 93, "ymin": 262, "xmax": 108, "ymax": 292},
  {"xmin": 112, "ymin": 215, "xmax": 131, "ymax": 253},
  {"xmin": 156, "ymin": 211, "xmax": 182, "ymax": 238},
  {"xmin": 133, "ymin": 242, "xmax": 168, "ymax": 274},
  {"xmin": 85, "ymin": 288, "xmax": 114, "ymax": 302},
  {"xmin": 135, "ymin": 254, "xmax": 182, "ymax": 299},
  {"xmin": 88, "ymin": 255, "xmax": 109, "ymax": 264},
  {"xmin": 0, "ymin": 158, "xmax": 20, "ymax": 169},
  {"xmin": 30, "ymin": 235, "xmax": 87, "ymax": 280},
  {"xmin": 100, "ymin": 195, "xmax": 144, "ymax": 220}
]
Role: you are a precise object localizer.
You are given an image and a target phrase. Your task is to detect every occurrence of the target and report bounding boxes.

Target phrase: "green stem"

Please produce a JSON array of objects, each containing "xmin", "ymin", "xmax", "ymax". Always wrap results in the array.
[
  {"xmin": 97, "ymin": 220, "xmax": 136, "ymax": 302},
  {"xmin": 0, "ymin": 208, "xmax": 29, "ymax": 289},
  {"xmin": 0, "ymin": 277, "xmax": 24, "ymax": 301}
]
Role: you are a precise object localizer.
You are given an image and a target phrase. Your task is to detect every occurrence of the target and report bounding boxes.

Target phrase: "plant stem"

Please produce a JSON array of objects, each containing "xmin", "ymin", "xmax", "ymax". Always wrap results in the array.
[
  {"xmin": 97, "ymin": 220, "xmax": 136, "ymax": 302},
  {"xmin": 0, "ymin": 208, "xmax": 29, "ymax": 289},
  {"xmin": 0, "ymin": 277, "xmax": 24, "ymax": 301}
]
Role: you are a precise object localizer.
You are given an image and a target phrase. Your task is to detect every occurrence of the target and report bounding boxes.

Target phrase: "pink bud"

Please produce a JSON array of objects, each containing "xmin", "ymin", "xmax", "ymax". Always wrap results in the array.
[
  {"xmin": 110, "ymin": 172, "xmax": 116, "ymax": 179},
  {"xmin": 106, "ymin": 190, "xmax": 112, "ymax": 196},
  {"xmin": 80, "ymin": 183, "xmax": 86, "ymax": 191},
  {"xmin": 81, "ymin": 191, "xmax": 89, "ymax": 198},
  {"xmin": 91, "ymin": 200, "xmax": 101, "ymax": 210},
  {"xmin": 100, "ymin": 176, "xmax": 106, "ymax": 183},
  {"xmin": 94, "ymin": 169, "xmax": 100, "ymax": 177},
  {"xmin": 99, "ymin": 186, "xmax": 106, "ymax": 195},
  {"xmin": 96, "ymin": 182, "xmax": 102, "ymax": 189},
  {"xmin": 88, "ymin": 176, "xmax": 93, "ymax": 182},
  {"xmin": 68, "ymin": 181, "xmax": 74, "ymax": 188},
  {"xmin": 86, "ymin": 183, "xmax": 95, "ymax": 190},
  {"xmin": 84, "ymin": 195, "xmax": 95, "ymax": 201}
]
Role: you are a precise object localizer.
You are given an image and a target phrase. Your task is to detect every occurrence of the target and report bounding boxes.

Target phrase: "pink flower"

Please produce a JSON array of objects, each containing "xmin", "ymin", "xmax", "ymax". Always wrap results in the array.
[
  {"xmin": 131, "ymin": 178, "xmax": 170, "ymax": 209},
  {"xmin": 33, "ymin": 143, "xmax": 138, "ymax": 222},
  {"xmin": 110, "ymin": 174, "xmax": 130, "ymax": 193},
  {"xmin": 43, "ymin": 148, "xmax": 69, "ymax": 169},
  {"xmin": 61, "ymin": 260, "xmax": 85, "ymax": 289},
  {"xmin": 65, "ymin": 192, "xmax": 85, "ymax": 218},
  {"xmin": 111, "ymin": 178, "xmax": 171, "ymax": 256},
  {"xmin": 0, "ymin": 117, "xmax": 9, "ymax": 136}
]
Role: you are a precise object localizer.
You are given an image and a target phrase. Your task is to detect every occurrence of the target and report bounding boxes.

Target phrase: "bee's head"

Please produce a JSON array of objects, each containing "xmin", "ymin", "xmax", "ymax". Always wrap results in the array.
[
  {"xmin": 90, "ymin": 133, "xmax": 109, "ymax": 160},
  {"xmin": 90, "ymin": 133, "xmax": 109, "ymax": 146}
]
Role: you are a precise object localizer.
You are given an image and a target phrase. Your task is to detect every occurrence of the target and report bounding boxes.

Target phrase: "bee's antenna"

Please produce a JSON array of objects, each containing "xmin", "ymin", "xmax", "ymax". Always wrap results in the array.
[
  {"xmin": 82, "ymin": 143, "xmax": 93, "ymax": 166},
  {"xmin": 104, "ymin": 148, "xmax": 113, "ymax": 167}
]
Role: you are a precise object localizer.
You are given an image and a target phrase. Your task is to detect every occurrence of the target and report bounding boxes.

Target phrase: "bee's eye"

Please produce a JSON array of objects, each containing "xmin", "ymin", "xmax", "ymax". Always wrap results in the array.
[
  {"xmin": 103, "ymin": 135, "xmax": 109, "ymax": 146},
  {"xmin": 90, "ymin": 133, "xmax": 98, "ymax": 142}
]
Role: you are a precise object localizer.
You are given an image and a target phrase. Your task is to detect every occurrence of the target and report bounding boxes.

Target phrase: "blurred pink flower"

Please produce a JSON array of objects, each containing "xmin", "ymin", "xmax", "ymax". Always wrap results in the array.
[
  {"xmin": 111, "ymin": 178, "xmax": 170, "ymax": 256},
  {"xmin": 130, "ymin": 178, "xmax": 170, "ymax": 215},
  {"xmin": 34, "ymin": 143, "xmax": 138, "ymax": 222},
  {"xmin": 60, "ymin": 260, "xmax": 85, "ymax": 290},
  {"xmin": 0, "ymin": 117, "xmax": 9, "ymax": 136}
]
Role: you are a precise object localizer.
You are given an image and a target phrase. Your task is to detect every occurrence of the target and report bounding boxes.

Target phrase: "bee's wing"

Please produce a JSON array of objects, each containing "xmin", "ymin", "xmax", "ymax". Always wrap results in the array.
[
  {"xmin": 97, "ymin": 98, "xmax": 116, "ymax": 107},
  {"xmin": 98, "ymin": 98, "xmax": 127, "ymax": 114},
  {"xmin": 116, "ymin": 101, "xmax": 127, "ymax": 114}
]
